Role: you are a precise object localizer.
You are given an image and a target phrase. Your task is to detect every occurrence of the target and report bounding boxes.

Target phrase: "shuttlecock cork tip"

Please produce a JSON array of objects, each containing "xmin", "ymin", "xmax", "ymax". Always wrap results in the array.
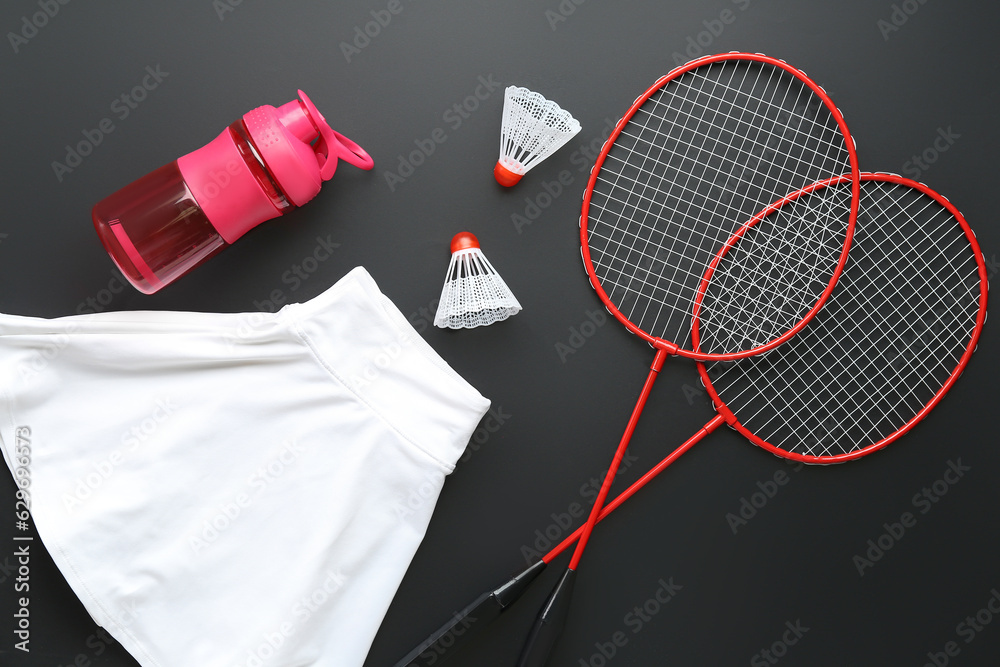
[
  {"xmin": 494, "ymin": 161, "xmax": 523, "ymax": 187},
  {"xmin": 450, "ymin": 231, "xmax": 480, "ymax": 254}
]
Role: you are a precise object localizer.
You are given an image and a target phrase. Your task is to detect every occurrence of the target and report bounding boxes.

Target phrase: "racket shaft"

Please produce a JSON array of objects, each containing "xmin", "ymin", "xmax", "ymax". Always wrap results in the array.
[
  {"xmin": 568, "ymin": 347, "xmax": 669, "ymax": 570},
  {"xmin": 544, "ymin": 414, "xmax": 723, "ymax": 562},
  {"xmin": 395, "ymin": 416, "xmax": 723, "ymax": 666}
]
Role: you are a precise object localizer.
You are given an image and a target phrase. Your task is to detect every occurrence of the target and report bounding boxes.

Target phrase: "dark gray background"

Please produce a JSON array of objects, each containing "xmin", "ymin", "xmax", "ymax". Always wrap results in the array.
[{"xmin": 1, "ymin": 1, "xmax": 998, "ymax": 665}]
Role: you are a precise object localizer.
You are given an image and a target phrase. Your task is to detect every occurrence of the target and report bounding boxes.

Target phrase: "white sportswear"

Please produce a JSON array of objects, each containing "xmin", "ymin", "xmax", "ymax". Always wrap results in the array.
[{"xmin": 0, "ymin": 267, "xmax": 490, "ymax": 666}]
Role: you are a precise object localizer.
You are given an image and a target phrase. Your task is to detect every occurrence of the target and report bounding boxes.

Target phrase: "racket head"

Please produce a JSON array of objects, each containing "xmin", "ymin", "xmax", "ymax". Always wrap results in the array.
[
  {"xmin": 698, "ymin": 172, "xmax": 989, "ymax": 464},
  {"xmin": 581, "ymin": 52, "xmax": 860, "ymax": 361}
]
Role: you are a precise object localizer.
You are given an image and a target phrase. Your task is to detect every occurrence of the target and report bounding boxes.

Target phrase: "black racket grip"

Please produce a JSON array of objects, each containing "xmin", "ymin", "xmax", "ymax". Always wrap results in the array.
[
  {"xmin": 394, "ymin": 560, "xmax": 546, "ymax": 667},
  {"xmin": 516, "ymin": 569, "xmax": 577, "ymax": 667}
]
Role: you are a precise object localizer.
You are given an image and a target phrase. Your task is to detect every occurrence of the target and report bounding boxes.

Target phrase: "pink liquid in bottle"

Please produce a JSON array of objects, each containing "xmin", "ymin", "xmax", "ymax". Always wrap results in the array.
[
  {"xmin": 92, "ymin": 90, "xmax": 373, "ymax": 294},
  {"xmin": 93, "ymin": 162, "xmax": 226, "ymax": 293}
]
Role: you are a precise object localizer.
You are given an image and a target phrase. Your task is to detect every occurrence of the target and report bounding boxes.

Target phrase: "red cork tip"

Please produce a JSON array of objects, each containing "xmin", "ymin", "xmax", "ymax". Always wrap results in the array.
[
  {"xmin": 450, "ymin": 232, "xmax": 480, "ymax": 253},
  {"xmin": 494, "ymin": 161, "xmax": 523, "ymax": 187}
]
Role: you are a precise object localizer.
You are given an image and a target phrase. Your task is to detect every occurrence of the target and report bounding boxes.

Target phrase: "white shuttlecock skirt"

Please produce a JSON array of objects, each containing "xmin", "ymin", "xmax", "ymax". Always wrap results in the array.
[
  {"xmin": 498, "ymin": 86, "xmax": 582, "ymax": 176},
  {"xmin": 434, "ymin": 248, "xmax": 522, "ymax": 329}
]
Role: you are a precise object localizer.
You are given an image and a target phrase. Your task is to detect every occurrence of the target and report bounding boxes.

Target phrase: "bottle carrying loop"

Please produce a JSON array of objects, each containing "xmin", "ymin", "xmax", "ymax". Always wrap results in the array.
[{"xmin": 297, "ymin": 90, "xmax": 374, "ymax": 179}]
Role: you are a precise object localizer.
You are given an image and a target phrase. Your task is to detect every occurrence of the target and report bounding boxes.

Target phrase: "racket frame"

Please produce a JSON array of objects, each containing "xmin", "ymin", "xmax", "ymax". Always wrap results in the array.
[
  {"xmin": 695, "ymin": 172, "xmax": 989, "ymax": 463},
  {"xmin": 580, "ymin": 51, "xmax": 862, "ymax": 361}
]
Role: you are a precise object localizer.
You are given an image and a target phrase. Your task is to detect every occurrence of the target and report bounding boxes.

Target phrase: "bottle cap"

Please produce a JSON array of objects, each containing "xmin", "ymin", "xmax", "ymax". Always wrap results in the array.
[
  {"xmin": 177, "ymin": 90, "xmax": 374, "ymax": 244},
  {"xmin": 246, "ymin": 90, "xmax": 374, "ymax": 207}
]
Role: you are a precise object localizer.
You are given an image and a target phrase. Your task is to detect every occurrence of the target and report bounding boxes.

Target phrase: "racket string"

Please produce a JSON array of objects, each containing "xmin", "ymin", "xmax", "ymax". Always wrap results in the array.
[
  {"xmin": 587, "ymin": 58, "xmax": 855, "ymax": 352},
  {"xmin": 718, "ymin": 210, "xmax": 973, "ymax": 455},
  {"xmin": 688, "ymin": 184, "xmax": 852, "ymax": 354},
  {"xmin": 589, "ymin": 185, "xmax": 849, "ymax": 329},
  {"xmin": 640, "ymin": 68, "xmax": 736, "ymax": 337},
  {"xmin": 631, "ymin": 92, "xmax": 848, "ymax": 189},
  {"xmin": 700, "ymin": 187, "xmax": 852, "ymax": 353},
  {"xmin": 708, "ymin": 188, "xmax": 964, "ymax": 454},
  {"xmin": 590, "ymin": 219, "xmax": 840, "ymax": 333},
  {"xmin": 618, "ymin": 71, "xmax": 707, "ymax": 337},
  {"xmin": 707, "ymin": 180, "xmax": 983, "ymax": 456},
  {"xmin": 645, "ymin": 61, "xmax": 782, "ymax": 342}
]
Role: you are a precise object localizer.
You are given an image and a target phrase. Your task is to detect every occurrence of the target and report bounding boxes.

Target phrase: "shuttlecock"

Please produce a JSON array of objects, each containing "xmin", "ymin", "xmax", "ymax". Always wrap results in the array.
[
  {"xmin": 494, "ymin": 86, "xmax": 582, "ymax": 187},
  {"xmin": 434, "ymin": 232, "xmax": 522, "ymax": 329}
]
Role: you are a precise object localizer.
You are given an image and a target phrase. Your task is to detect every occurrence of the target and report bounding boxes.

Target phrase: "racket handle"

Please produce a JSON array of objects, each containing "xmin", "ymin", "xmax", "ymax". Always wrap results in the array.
[
  {"xmin": 393, "ymin": 560, "xmax": 547, "ymax": 667},
  {"xmin": 516, "ymin": 569, "xmax": 577, "ymax": 667}
]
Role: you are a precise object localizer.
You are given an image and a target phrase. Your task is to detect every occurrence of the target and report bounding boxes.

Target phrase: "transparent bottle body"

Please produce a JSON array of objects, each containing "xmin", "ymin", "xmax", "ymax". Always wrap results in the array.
[
  {"xmin": 92, "ymin": 161, "xmax": 226, "ymax": 294},
  {"xmin": 91, "ymin": 121, "xmax": 294, "ymax": 294}
]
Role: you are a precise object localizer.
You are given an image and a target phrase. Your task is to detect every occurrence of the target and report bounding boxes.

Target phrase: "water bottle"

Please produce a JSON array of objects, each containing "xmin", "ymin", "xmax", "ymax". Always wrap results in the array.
[{"xmin": 91, "ymin": 90, "xmax": 373, "ymax": 294}]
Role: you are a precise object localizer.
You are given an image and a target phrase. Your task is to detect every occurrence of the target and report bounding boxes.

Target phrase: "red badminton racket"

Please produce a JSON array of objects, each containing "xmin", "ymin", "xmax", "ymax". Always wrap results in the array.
[
  {"xmin": 396, "ymin": 52, "xmax": 861, "ymax": 666},
  {"xmin": 519, "ymin": 52, "xmax": 860, "ymax": 666},
  {"xmin": 394, "ymin": 173, "xmax": 986, "ymax": 666},
  {"xmin": 696, "ymin": 173, "xmax": 988, "ymax": 462}
]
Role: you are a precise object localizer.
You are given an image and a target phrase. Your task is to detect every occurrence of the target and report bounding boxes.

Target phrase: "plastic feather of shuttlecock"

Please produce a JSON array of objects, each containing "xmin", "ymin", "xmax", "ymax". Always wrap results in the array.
[
  {"xmin": 434, "ymin": 235, "xmax": 522, "ymax": 329},
  {"xmin": 495, "ymin": 86, "xmax": 581, "ymax": 186}
]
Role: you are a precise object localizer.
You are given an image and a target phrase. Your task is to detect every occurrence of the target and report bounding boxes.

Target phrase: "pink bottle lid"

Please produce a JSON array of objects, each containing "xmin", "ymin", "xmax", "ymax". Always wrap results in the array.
[{"xmin": 178, "ymin": 90, "xmax": 374, "ymax": 244}]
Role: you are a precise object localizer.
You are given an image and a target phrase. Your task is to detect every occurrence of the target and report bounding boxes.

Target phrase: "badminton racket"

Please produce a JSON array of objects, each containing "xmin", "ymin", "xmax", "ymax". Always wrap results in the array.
[
  {"xmin": 394, "ymin": 172, "xmax": 986, "ymax": 666},
  {"xmin": 520, "ymin": 51, "xmax": 860, "ymax": 666},
  {"xmin": 397, "ymin": 51, "xmax": 861, "ymax": 666}
]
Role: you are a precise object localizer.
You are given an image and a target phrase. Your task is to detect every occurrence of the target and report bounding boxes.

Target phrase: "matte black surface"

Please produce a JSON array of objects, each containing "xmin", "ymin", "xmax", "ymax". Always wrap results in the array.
[{"xmin": 0, "ymin": 1, "xmax": 998, "ymax": 666}]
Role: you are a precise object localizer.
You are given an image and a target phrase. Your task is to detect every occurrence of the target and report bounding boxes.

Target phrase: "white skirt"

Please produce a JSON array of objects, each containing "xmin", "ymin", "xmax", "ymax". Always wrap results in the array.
[{"xmin": 0, "ymin": 267, "xmax": 490, "ymax": 667}]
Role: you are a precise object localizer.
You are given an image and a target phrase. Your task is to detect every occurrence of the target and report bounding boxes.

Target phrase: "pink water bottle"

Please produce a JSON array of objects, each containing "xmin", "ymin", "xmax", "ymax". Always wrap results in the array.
[{"xmin": 92, "ymin": 90, "xmax": 374, "ymax": 294}]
